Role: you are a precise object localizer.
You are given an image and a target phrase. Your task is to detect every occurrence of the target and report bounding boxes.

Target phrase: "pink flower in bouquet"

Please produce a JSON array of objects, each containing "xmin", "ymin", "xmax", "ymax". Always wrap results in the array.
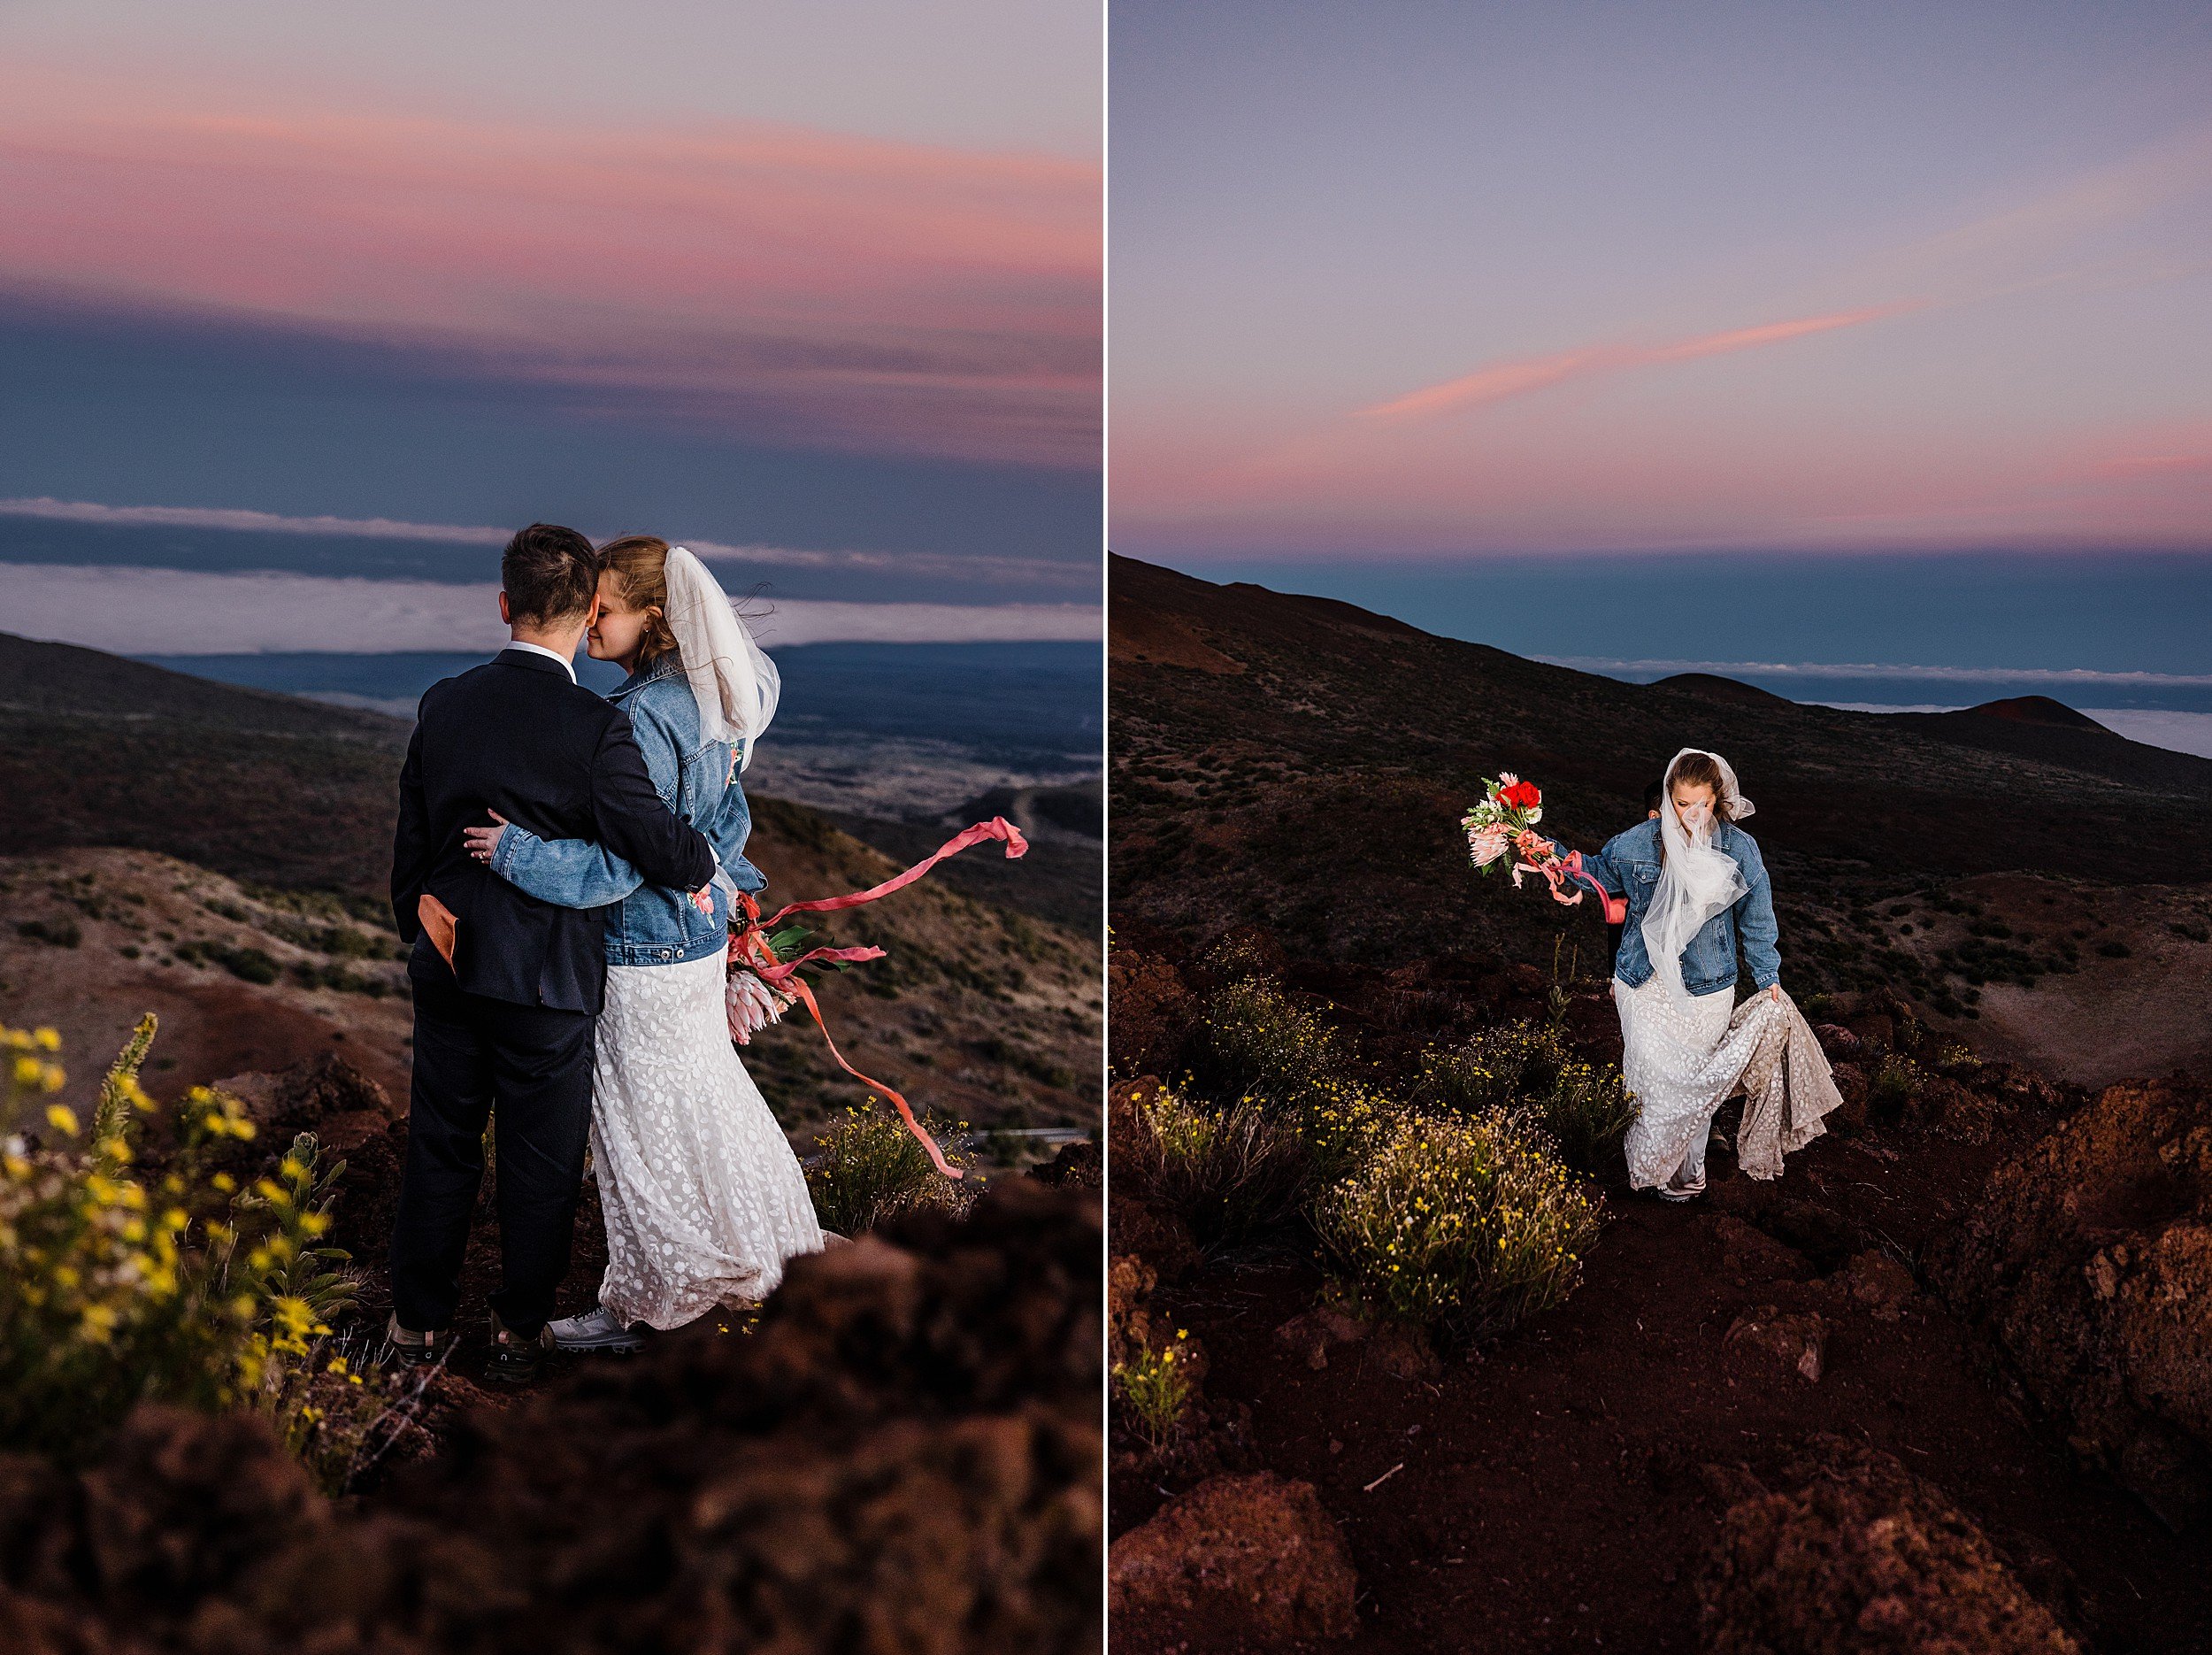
[{"xmin": 1469, "ymin": 823, "xmax": 1510, "ymax": 866}]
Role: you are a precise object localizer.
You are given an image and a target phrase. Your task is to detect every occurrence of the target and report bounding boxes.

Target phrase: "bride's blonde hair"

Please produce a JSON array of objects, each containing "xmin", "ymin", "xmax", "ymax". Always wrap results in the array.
[{"xmin": 596, "ymin": 535, "xmax": 680, "ymax": 666}]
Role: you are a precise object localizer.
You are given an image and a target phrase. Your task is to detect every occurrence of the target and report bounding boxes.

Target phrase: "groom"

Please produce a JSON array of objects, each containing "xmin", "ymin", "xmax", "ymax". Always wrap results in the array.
[{"xmin": 387, "ymin": 523, "xmax": 717, "ymax": 1383}]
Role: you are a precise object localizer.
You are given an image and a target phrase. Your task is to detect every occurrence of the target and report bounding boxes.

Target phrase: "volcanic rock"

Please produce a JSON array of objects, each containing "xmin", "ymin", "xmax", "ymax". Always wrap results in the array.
[
  {"xmin": 1704, "ymin": 1213, "xmax": 1816, "ymax": 1283},
  {"xmin": 1109, "ymin": 951, "xmax": 1199, "ymax": 1077},
  {"xmin": 1030, "ymin": 1138, "xmax": 1101, "ymax": 1190},
  {"xmin": 1927, "ymin": 1077, "xmax": 2212, "ymax": 1529},
  {"xmin": 1274, "ymin": 1305, "xmax": 1371, "ymax": 1371},
  {"xmin": 0, "ymin": 1180, "xmax": 1102, "ymax": 1654},
  {"xmin": 1109, "ymin": 1189, "xmax": 1201, "ymax": 1284},
  {"xmin": 1833, "ymin": 1251, "xmax": 1919, "ymax": 1322},
  {"xmin": 1109, "ymin": 1472, "xmax": 1359, "ymax": 1643},
  {"xmin": 212, "ymin": 1052, "xmax": 394, "ymax": 1154},
  {"xmin": 1724, "ymin": 1307, "xmax": 1830, "ymax": 1384},
  {"xmin": 1698, "ymin": 1436, "xmax": 2080, "ymax": 1653}
]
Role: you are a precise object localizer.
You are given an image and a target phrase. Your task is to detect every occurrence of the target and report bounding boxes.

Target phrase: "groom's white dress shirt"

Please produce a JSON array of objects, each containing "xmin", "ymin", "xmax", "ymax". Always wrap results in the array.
[{"xmin": 505, "ymin": 640, "xmax": 579, "ymax": 683}]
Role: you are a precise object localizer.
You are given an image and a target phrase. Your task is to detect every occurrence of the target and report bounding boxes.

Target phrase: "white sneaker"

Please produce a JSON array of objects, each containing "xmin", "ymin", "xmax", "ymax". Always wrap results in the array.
[{"xmin": 547, "ymin": 1305, "xmax": 647, "ymax": 1352}]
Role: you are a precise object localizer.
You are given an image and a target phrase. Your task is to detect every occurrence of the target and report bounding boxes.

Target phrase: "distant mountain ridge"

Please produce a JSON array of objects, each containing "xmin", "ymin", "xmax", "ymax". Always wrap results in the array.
[
  {"xmin": 1109, "ymin": 554, "xmax": 2212, "ymax": 975},
  {"xmin": 2, "ymin": 632, "xmax": 408, "ymax": 744}
]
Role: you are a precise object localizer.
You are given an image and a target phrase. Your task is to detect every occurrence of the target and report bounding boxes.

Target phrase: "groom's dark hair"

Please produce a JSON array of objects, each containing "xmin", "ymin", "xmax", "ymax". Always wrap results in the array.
[{"xmin": 502, "ymin": 523, "xmax": 598, "ymax": 626}]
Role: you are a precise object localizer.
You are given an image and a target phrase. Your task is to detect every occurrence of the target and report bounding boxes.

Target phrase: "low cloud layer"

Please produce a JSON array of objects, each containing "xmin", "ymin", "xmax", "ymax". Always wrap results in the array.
[
  {"xmin": 0, "ymin": 497, "xmax": 1091, "ymax": 590},
  {"xmin": 1540, "ymin": 654, "xmax": 2212, "ymax": 689},
  {"xmin": 5, "ymin": 564, "xmax": 1099, "ymax": 654}
]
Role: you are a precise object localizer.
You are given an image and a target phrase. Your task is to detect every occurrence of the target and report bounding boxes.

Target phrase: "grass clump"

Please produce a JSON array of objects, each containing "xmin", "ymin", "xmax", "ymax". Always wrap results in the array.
[
  {"xmin": 0, "ymin": 1015, "xmax": 357, "ymax": 1460},
  {"xmin": 1112, "ymin": 1082, "xmax": 1309, "ymax": 1250},
  {"xmin": 1870, "ymin": 1051, "xmax": 1925, "ymax": 1119},
  {"xmin": 1422, "ymin": 1023, "xmax": 1632, "ymax": 1174},
  {"xmin": 1315, "ymin": 1108, "xmax": 1602, "ymax": 1344},
  {"xmin": 1289, "ymin": 1074, "xmax": 1394, "ymax": 1194},
  {"xmin": 1111, "ymin": 1331, "xmax": 1194, "ymax": 1451},
  {"xmin": 1422, "ymin": 1020, "xmax": 1567, "ymax": 1115},
  {"xmin": 1530, "ymin": 1059, "xmax": 1639, "ymax": 1174},
  {"xmin": 174, "ymin": 938, "xmax": 280, "ymax": 984},
  {"xmin": 1196, "ymin": 977, "xmax": 1348, "ymax": 1108},
  {"xmin": 804, "ymin": 1099, "xmax": 975, "ymax": 1235}
]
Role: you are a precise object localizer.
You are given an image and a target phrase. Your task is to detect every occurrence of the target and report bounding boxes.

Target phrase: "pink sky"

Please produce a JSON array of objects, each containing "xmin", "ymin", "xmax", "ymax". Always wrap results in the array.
[
  {"xmin": 1111, "ymin": 5, "xmax": 2212, "ymax": 557},
  {"xmin": 0, "ymin": 64, "xmax": 1100, "ymax": 467}
]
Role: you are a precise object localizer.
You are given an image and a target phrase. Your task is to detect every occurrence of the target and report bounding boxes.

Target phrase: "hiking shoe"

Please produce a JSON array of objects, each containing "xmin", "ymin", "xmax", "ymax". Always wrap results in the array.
[
  {"xmin": 547, "ymin": 1305, "xmax": 647, "ymax": 1353},
  {"xmin": 485, "ymin": 1312, "xmax": 556, "ymax": 1385},
  {"xmin": 386, "ymin": 1312, "xmax": 452, "ymax": 1366}
]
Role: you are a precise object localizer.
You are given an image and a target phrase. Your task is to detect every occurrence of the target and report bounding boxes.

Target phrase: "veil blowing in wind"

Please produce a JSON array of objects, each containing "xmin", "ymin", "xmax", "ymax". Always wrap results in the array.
[{"xmin": 1640, "ymin": 748, "xmax": 1753, "ymax": 1001}]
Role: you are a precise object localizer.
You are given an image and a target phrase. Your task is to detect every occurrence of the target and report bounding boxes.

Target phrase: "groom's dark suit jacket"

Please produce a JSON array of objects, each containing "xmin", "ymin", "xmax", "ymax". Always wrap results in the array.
[{"xmin": 390, "ymin": 647, "xmax": 715, "ymax": 1014}]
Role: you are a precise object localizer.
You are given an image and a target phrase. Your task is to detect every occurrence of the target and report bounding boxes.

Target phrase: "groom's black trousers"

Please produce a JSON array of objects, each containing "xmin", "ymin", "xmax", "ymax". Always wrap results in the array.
[{"xmin": 389, "ymin": 974, "xmax": 595, "ymax": 1338}]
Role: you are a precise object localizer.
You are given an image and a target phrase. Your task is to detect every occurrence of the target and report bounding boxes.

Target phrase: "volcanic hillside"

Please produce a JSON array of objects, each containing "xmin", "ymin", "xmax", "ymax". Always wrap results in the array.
[
  {"xmin": 1109, "ymin": 556, "xmax": 2212, "ymax": 1082},
  {"xmin": 1107, "ymin": 556, "xmax": 2211, "ymax": 1655},
  {"xmin": 0, "ymin": 631, "xmax": 1100, "ymax": 1141}
]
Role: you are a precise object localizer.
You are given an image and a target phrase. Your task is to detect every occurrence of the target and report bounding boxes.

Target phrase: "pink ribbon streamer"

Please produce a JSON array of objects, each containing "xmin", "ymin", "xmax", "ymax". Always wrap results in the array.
[
  {"xmin": 760, "ymin": 815, "xmax": 1028, "ymax": 928},
  {"xmin": 729, "ymin": 816, "xmax": 1031, "ymax": 1178}
]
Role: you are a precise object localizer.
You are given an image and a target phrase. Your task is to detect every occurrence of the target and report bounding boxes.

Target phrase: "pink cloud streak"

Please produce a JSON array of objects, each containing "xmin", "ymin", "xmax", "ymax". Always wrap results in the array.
[
  {"xmin": 0, "ymin": 68, "xmax": 1099, "ymax": 466},
  {"xmin": 1354, "ymin": 303, "xmax": 1915, "ymax": 424}
]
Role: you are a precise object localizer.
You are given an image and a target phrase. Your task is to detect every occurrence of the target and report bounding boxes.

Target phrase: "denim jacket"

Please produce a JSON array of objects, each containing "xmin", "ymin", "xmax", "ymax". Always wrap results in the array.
[
  {"xmin": 489, "ymin": 656, "xmax": 766, "ymax": 966},
  {"xmin": 1584, "ymin": 818, "xmax": 1781, "ymax": 997}
]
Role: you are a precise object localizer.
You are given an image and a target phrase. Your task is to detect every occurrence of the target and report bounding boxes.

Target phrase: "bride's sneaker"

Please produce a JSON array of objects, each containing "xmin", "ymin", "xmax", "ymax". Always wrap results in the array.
[
  {"xmin": 1656, "ymin": 1171, "xmax": 1707, "ymax": 1203},
  {"xmin": 548, "ymin": 1305, "xmax": 647, "ymax": 1353}
]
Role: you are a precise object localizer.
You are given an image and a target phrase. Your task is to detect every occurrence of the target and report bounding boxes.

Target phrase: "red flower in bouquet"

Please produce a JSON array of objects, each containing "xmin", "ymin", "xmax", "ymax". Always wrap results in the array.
[{"xmin": 1462, "ymin": 772, "xmax": 1625, "ymax": 923}]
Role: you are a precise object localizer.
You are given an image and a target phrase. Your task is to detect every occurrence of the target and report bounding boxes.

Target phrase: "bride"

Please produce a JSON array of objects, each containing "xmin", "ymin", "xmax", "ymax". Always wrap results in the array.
[
  {"xmin": 464, "ymin": 535, "xmax": 823, "ymax": 1346},
  {"xmin": 1585, "ymin": 748, "xmax": 1786, "ymax": 1200}
]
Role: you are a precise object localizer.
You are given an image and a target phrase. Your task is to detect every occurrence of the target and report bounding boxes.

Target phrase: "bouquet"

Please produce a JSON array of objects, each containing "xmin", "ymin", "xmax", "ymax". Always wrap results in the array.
[{"xmin": 1462, "ymin": 773, "xmax": 1624, "ymax": 920}]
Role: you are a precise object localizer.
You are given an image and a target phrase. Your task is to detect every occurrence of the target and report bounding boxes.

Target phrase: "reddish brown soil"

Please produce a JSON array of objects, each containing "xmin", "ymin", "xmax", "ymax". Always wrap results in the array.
[
  {"xmin": 0, "ymin": 848, "xmax": 416, "ymax": 1120},
  {"xmin": 1111, "ymin": 1109, "xmax": 2212, "ymax": 1655},
  {"xmin": 0, "ymin": 1183, "xmax": 1103, "ymax": 1655}
]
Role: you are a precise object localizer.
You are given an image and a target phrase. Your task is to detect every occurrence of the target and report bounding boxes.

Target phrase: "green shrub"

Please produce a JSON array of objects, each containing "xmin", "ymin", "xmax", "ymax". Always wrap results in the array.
[
  {"xmin": 175, "ymin": 940, "xmax": 280, "ymax": 983},
  {"xmin": 1111, "ymin": 1333, "xmax": 1193, "ymax": 1451},
  {"xmin": 15, "ymin": 918, "xmax": 81, "ymax": 949},
  {"xmin": 805, "ymin": 1100, "xmax": 975, "ymax": 1236},
  {"xmin": 1112, "ymin": 1082, "xmax": 1310, "ymax": 1249},
  {"xmin": 1870, "ymin": 1051, "xmax": 1924, "ymax": 1118},
  {"xmin": 0, "ymin": 1015, "xmax": 354, "ymax": 1460},
  {"xmin": 1196, "ymin": 978, "xmax": 1348, "ymax": 1107},
  {"xmin": 1528, "ymin": 1060, "xmax": 1638, "ymax": 1174},
  {"xmin": 1289, "ymin": 1074, "xmax": 1394, "ymax": 1194},
  {"xmin": 1315, "ymin": 1108, "xmax": 1602, "ymax": 1343},
  {"xmin": 1422, "ymin": 1021, "xmax": 1567, "ymax": 1115}
]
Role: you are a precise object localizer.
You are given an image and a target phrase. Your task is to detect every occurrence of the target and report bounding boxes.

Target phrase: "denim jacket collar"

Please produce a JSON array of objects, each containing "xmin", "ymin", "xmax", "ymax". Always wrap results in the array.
[{"xmin": 610, "ymin": 654, "xmax": 686, "ymax": 705}]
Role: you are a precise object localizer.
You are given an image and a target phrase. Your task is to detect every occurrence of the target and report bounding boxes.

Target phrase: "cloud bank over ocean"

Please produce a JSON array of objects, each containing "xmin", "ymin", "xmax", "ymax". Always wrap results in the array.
[{"xmin": 5, "ymin": 564, "xmax": 1098, "ymax": 656}]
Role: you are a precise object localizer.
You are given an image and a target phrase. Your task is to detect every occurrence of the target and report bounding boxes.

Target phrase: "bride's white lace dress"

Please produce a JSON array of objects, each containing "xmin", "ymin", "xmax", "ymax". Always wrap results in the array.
[
  {"xmin": 591, "ymin": 951, "xmax": 823, "ymax": 1328},
  {"xmin": 1617, "ymin": 977, "xmax": 1842, "ymax": 1191}
]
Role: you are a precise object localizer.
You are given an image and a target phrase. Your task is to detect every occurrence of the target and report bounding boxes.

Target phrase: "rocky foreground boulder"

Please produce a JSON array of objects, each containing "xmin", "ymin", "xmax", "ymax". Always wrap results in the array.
[
  {"xmin": 1699, "ymin": 1436, "xmax": 2079, "ymax": 1654},
  {"xmin": 1926, "ymin": 1076, "xmax": 2211, "ymax": 1529},
  {"xmin": 0, "ymin": 1181, "xmax": 1100, "ymax": 1655},
  {"xmin": 1109, "ymin": 1471, "xmax": 1358, "ymax": 1645}
]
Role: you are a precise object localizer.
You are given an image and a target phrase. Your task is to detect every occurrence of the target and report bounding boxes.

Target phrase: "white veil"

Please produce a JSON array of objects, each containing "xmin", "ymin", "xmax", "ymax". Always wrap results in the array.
[
  {"xmin": 661, "ymin": 545, "xmax": 780, "ymax": 770},
  {"xmin": 1640, "ymin": 747, "xmax": 1756, "ymax": 998}
]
